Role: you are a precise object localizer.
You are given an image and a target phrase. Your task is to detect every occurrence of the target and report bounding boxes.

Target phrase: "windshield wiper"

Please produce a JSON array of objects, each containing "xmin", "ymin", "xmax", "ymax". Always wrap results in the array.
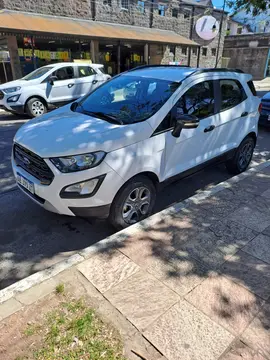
[{"xmin": 78, "ymin": 106, "xmax": 123, "ymax": 125}]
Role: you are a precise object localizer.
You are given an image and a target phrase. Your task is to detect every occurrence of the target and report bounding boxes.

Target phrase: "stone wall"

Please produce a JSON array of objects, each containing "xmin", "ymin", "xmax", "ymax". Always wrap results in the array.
[
  {"xmin": 1, "ymin": 0, "xmax": 91, "ymax": 18},
  {"xmin": 224, "ymin": 34, "xmax": 270, "ymax": 79}
]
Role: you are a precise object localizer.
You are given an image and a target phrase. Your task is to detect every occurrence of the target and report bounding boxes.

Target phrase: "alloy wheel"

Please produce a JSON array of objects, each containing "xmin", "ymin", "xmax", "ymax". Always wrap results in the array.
[{"xmin": 122, "ymin": 186, "xmax": 151, "ymax": 224}]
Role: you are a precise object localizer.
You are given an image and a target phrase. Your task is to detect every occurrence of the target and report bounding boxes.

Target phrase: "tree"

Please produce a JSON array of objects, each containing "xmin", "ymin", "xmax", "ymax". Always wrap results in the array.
[{"xmin": 227, "ymin": 0, "xmax": 270, "ymax": 15}]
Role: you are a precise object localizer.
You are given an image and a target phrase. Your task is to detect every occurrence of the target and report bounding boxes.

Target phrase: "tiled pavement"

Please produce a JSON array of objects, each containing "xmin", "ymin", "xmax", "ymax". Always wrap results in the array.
[
  {"xmin": 77, "ymin": 165, "xmax": 270, "ymax": 360},
  {"xmin": 1, "ymin": 165, "xmax": 270, "ymax": 360}
]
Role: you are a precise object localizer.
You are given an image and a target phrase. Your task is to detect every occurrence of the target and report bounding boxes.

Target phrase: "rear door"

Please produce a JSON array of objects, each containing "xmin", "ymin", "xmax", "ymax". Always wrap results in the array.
[{"xmin": 46, "ymin": 66, "xmax": 77, "ymax": 104}]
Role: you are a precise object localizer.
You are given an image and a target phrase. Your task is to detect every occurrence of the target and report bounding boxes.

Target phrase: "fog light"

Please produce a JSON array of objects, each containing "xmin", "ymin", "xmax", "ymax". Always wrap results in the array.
[
  {"xmin": 60, "ymin": 175, "xmax": 105, "ymax": 199},
  {"xmin": 7, "ymin": 94, "xmax": 20, "ymax": 103},
  {"xmin": 65, "ymin": 179, "xmax": 99, "ymax": 195}
]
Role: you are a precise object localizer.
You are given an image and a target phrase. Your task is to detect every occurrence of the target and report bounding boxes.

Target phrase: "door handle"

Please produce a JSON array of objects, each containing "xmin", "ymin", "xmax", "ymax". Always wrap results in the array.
[
  {"xmin": 241, "ymin": 111, "xmax": 248, "ymax": 117},
  {"xmin": 204, "ymin": 125, "xmax": 215, "ymax": 133},
  {"xmin": 92, "ymin": 80, "xmax": 98, "ymax": 84},
  {"xmin": 68, "ymin": 83, "xmax": 74, "ymax": 88}
]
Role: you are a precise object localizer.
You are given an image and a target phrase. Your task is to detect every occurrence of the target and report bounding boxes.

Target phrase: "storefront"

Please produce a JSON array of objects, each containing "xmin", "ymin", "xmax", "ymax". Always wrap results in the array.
[{"xmin": 0, "ymin": 10, "xmax": 199, "ymax": 81}]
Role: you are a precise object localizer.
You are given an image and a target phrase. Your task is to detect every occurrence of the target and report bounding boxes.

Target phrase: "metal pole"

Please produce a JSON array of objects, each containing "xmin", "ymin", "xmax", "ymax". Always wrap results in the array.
[
  {"xmin": 215, "ymin": 0, "xmax": 226, "ymax": 68},
  {"xmin": 31, "ymin": 36, "xmax": 37, "ymax": 70},
  {"xmin": 117, "ymin": 42, "xmax": 121, "ymax": 74},
  {"xmin": 2, "ymin": 61, "xmax": 7, "ymax": 82},
  {"xmin": 197, "ymin": 46, "xmax": 201, "ymax": 67}
]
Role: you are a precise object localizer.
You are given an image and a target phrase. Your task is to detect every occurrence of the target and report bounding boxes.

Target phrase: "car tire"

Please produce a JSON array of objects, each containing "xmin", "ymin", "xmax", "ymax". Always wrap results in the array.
[
  {"xmin": 226, "ymin": 136, "xmax": 255, "ymax": 175},
  {"xmin": 109, "ymin": 175, "xmax": 156, "ymax": 230},
  {"xmin": 26, "ymin": 97, "xmax": 47, "ymax": 118}
]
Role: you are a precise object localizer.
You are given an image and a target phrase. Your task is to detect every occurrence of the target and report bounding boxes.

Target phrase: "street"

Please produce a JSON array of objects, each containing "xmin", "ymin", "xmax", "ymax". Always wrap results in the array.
[{"xmin": 0, "ymin": 111, "xmax": 270, "ymax": 289}]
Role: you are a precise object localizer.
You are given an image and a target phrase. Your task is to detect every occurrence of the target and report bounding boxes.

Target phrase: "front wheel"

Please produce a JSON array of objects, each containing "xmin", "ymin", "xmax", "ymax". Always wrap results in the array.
[
  {"xmin": 226, "ymin": 136, "xmax": 255, "ymax": 175},
  {"xmin": 26, "ymin": 97, "xmax": 47, "ymax": 118},
  {"xmin": 109, "ymin": 175, "xmax": 156, "ymax": 230}
]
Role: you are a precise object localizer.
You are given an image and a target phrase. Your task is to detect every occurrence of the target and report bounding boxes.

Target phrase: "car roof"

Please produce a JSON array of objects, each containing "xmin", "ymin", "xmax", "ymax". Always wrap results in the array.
[
  {"xmin": 124, "ymin": 65, "xmax": 250, "ymax": 82},
  {"xmin": 43, "ymin": 62, "xmax": 102, "ymax": 69}
]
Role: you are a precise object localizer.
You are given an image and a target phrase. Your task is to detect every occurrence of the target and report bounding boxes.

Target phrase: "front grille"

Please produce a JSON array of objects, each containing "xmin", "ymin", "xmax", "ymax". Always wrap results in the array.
[
  {"xmin": 0, "ymin": 91, "xmax": 4, "ymax": 100},
  {"xmin": 13, "ymin": 143, "xmax": 54, "ymax": 185}
]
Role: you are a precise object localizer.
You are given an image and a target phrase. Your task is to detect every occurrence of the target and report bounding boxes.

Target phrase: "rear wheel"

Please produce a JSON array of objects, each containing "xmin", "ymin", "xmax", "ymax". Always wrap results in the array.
[
  {"xmin": 26, "ymin": 97, "xmax": 47, "ymax": 118},
  {"xmin": 109, "ymin": 175, "xmax": 156, "ymax": 230},
  {"xmin": 226, "ymin": 136, "xmax": 255, "ymax": 175}
]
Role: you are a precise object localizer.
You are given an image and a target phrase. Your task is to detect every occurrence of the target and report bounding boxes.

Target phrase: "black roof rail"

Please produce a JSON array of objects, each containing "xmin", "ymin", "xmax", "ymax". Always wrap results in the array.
[
  {"xmin": 193, "ymin": 68, "xmax": 244, "ymax": 75},
  {"xmin": 128, "ymin": 64, "xmax": 191, "ymax": 72}
]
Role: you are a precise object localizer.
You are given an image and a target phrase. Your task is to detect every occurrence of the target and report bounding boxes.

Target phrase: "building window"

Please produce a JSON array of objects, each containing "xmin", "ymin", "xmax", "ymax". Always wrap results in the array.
[
  {"xmin": 121, "ymin": 0, "xmax": 129, "ymax": 10},
  {"xmin": 211, "ymin": 48, "xmax": 216, "ymax": 56},
  {"xmin": 103, "ymin": 0, "xmax": 112, "ymax": 5},
  {"xmin": 137, "ymin": 0, "xmax": 145, "ymax": 13},
  {"xmin": 202, "ymin": 48, "xmax": 207, "ymax": 56},
  {"xmin": 184, "ymin": 12, "xmax": 190, "ymax": 19},
  {"xmin": 182, "ymin": 46, "xmax": 187, "ymax": 55},
  {"xmin": 192, "ymin": 48, "xmax": 197, "ymax": 55},
  {"xmin": 170, "ymin": 45, "xmax": 176, "ymax": 60},
  {"xmin": 172, "ymin": 8, "xmax": 178, "ymax": 18},
  {"xmin": 158, "ymin": 4, "xmax": 165, "ymax": 16},
  {"xmin": 237, "ymin": 26, "xmax": 242, "ymax": 34}
]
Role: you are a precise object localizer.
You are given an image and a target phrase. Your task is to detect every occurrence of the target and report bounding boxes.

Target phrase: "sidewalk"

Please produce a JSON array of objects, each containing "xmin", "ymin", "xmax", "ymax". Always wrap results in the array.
[{"xmin": 0, "ymin": 161, "xmax": 270, "ymax": 360}]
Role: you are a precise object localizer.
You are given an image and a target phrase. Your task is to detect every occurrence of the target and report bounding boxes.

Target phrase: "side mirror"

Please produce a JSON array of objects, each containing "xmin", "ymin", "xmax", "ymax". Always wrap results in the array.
[
  {"xmin": 48, "ymin": 75, "xmax": 58, "ymax": 86},
  {"xmin": 172, "ymin": 114, "xmax": 199, "ymax": 138}
]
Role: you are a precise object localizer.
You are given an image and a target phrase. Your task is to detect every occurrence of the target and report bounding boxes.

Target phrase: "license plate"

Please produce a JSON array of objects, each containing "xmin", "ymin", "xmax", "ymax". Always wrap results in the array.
[{"xmin": 17, "ymin": 173, "xmax": 35, "ymax": 194}]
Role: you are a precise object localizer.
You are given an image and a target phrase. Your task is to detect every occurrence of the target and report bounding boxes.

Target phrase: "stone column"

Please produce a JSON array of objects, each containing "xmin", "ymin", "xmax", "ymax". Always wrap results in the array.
[
  {"xmin": 90, "ymin": 40, "xmax": 99, "ymax": 63},
  {"xmin": 144, "ymin": 43, "xmax": 149, "ymax": 65},
  {"xmin": 7, "ymin": 36, "xmax": 22, "ymax": 80}
]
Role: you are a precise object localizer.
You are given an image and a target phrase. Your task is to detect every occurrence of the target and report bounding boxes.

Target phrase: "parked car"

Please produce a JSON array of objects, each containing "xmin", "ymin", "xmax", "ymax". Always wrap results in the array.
[
  {"xmin": 259, "ymin": 92, "xmax": 270, "ymax": 128},
  {"xmin": 0, "ymin": 62, "xmax": 110, "ymax": 117},
  {"xmin": 12, "ymin": 65, "xmax": 260, "ymax": 229}
]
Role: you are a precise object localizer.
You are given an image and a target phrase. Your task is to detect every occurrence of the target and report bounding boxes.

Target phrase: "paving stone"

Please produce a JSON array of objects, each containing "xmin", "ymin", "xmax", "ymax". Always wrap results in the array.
[
  {"xmin": 262, "ymin": 225, "xmax": 270, "ymax": 237},
  {"xmin": 197, "ymin": 194, "xmax": 241, "ymax": 217},
  {"xmin": 185, "ymin": 274, "xmax": 263, "ymax": 336},
  {"xmin": 261, "ymin": 189, "xmax": 270, "ymax": 200},
  {"xmin": 243, "ymin": 234, "xmax": 270, "ymax": 264},
  {"xmin": 77, "ymin": 250, "xmax": 139, "ymax": 293},
  {"xmin": 237, "ymin": 172, "xmax": 270, "ymax": 196},
  {"xmin": 104, "ymin": 270, "xmax": 179, "ymax": 332},
  {"xmin": 221, "ymin": 251, "xmax": 270, "ymax": 300},
  {"xmin": 241, "ymin": 301, "xmax": 270, "ymax": 359},
  {"xmin": 15, "ymin": 278, "xmax": 57, "ymax": 305},
  {"xmin": 0, "ymin": 298, "xmax": 22, "ymax": 321},
  {"xmin": 227, "ymin": 206, "xmax": 270, "ymax": 232},
  {"xmin": 221, "ymin": 341, "xmax": 267, "ymax": 360},
  {"xmin": 143, "ymin": 300, "xmax": 234, "ymax": 360}
]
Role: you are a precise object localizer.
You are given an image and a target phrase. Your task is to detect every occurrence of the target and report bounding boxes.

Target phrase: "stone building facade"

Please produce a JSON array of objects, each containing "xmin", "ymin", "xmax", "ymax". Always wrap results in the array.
[
  {"xmin": 0, "ymin": 0, "xmax": 227, "ymax": 80},
  {"xmin": 224, "ymin": 33, "xmax": 270, "ymax": 80}
]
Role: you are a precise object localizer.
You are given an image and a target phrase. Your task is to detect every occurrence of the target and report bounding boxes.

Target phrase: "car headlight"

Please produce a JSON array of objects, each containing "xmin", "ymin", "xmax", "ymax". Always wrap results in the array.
[
  {"xmin": 60, "ymin": 175, "xmax": 105, "ymax": 198},
  {"xmin": 2, "ymin": 86, "xmax": 21, "ymax": 94},
  {"xmin": 50, "ymin": 151, "xmax": 106, "ymax": 173}
]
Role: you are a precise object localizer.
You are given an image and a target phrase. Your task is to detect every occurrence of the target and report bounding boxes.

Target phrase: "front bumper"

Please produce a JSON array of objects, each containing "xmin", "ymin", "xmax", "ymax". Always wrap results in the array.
[
  {"xmin": 0, "ymin": 92, "xmax": 25, "ymax": 114},
  {"xmin": 12, "ymin": 152, "xmax": 124, "ymax": 218}
]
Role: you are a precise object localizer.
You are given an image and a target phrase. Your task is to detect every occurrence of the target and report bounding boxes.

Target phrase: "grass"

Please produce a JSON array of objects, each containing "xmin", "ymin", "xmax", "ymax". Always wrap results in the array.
[
  {"xmin": 55, "ymin": 283, "xmax": 65, "ymax": 295},
  {"xmin": 20, "ymin": 298, "xmax": 125, "ymax": 360}
]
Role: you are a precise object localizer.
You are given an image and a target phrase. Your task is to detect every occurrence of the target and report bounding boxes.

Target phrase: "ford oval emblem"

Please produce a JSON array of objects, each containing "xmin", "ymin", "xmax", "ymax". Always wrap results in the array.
[{"xmin": 23, "ymin": 157, "xmax": 30, "ymax": 166}]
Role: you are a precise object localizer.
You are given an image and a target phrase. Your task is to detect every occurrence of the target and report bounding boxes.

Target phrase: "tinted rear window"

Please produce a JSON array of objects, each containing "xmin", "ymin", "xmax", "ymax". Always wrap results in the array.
[{"xmin": 247, "ymin": 80, "xmax": 257, "ymax": 96}]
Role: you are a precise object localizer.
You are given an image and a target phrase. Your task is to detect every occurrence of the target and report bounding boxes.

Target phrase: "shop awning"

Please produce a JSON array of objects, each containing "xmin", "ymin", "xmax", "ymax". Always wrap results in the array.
[{"xmin": 0, "ymin": 10, "xmax": 198, "ymax": 46}]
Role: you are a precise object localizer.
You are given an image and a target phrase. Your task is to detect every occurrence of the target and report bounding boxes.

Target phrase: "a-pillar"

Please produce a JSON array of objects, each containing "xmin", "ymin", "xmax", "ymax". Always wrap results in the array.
[
  {"xmin": 90, "ymin": 40, "xmax": 99, "ymax": 63},
  {"xmin": 7, "ymin": 36, "xmax": 22, "ymax": 80},
  {"xmin": 144, "ymin": 43, "xmax": 149, "ymax": 65}
]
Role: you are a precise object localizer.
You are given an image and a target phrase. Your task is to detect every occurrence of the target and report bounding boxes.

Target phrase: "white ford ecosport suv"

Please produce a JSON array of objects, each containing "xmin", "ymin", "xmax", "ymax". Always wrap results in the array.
[
  {"xmin": 12, "ymin": 66, "xmax": 260, "ymax": 229},
  {"xmin": 0, "ymin": 62, "xmax": 110, "ymax": 117}
]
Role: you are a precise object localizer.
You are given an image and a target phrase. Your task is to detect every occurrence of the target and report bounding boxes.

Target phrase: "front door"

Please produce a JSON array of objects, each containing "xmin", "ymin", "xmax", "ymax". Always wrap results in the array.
[
  {"xmin": 46, "ymin": 66, "xmax": 77, "ymax": 105},
  {"xmin": 75, "ymin": 65, "xmax": 103, "ymax": 97},
  {"xmin": 161, "ymin": 80, "xmax": 218, "ymax": 180}
]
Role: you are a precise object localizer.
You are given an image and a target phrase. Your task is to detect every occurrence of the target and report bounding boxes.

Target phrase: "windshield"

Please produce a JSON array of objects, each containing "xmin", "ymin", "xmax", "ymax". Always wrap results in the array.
[
  {"xmin": 76, "ymin": 75, "xmax": 179, "ymax": 124},
  {"xmin": 22, "ymin": 67, "xmax": 53, "ymax": 81}
]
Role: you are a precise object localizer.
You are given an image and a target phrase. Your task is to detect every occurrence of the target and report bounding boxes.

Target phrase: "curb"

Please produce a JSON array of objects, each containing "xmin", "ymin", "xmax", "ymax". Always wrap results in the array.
[{"xmin": 1, "ymin": 160, "xmax": 270, "ymax": 304}]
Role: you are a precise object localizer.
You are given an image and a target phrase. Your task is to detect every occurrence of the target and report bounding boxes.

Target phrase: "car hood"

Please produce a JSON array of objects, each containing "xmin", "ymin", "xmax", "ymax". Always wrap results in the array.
[
  {"xmin": 14, "ymin": 105, "xmax": 152, "ymax": 158},
  {"xmin": 0, "ymin": 79, "xmax": 28, "ymax": 89}
]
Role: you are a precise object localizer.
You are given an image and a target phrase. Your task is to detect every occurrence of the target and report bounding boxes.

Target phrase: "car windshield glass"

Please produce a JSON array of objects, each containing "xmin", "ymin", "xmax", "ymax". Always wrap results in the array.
[
  {"xmin": 22, "ymin": 67, "xmax": 53, "ymax": 81},
  {"xmin": 76, "ymin": 75, "xmax": 179, "ymax": 124}
]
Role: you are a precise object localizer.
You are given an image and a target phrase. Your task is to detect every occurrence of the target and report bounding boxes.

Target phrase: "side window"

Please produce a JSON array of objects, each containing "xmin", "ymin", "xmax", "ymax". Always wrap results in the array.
[
  {"xmin": 220, "ymin": 79, "xmax": 247, "ymax": 111},
  {"xmin": 175, "ymin": 81, "xmax": 215, "ymax": 120},
  {"xmin": 78, "ymin": 66, "xmax": 97, "ymax": 78},
  {"xmin": 153, "ymin": 80, "xmax": 215, "ymax": 135},
  {"xmin": 53, "ymin": 66, "xmax": 75, "ymax": 81}
]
